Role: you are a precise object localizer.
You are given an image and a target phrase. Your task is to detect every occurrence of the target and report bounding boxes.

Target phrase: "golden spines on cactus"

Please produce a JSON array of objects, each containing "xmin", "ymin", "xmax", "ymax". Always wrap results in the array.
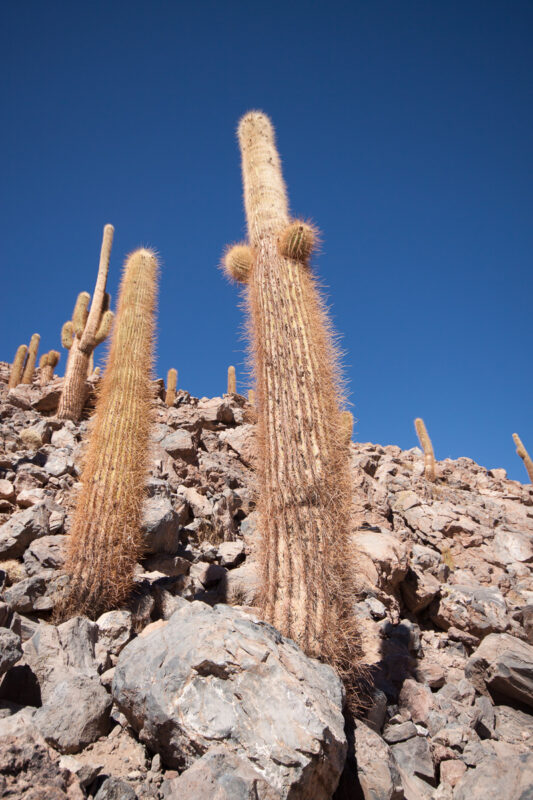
[
  {"xmin": 248, "ymin": 389, "xmax": 255, "ymax": 406},
  {"xmin": 227, "ymin": 365, "xmax": 236, "ymax": 394},
  {"xmin": 226, "ymin": 110, "xmax": 363, "ymax": 702},
  {"xmin": 165, "ymin": 368, "xmax": 177, "ymax": 406},
  {"xmin": 278, "ymin": 220, "xmax": 317, "ymax": 264},
  {"xmin": 58, "ymin": 248, "xmax": 158, "ymax": 620},
  {"xmin": 223, "ymin": 243, "xmax": 253, "ymax": 284},
  {"xmin": 513, "ymin": 433, "xmax": 533, "ymax": 483},
  {"xmin": 340, "ymin": 410, "xmax": 354, "ymax": 444},
  {"xmin": 8, "ymin": 345, "xmax": 28, "ymax": 389},
  {"xmin": 21, "ymin": 334, "xmax": 40, "ymax": 385},
  {"xmin": 415, "ymin": 417, "xmax": 436, "ymax": 481},
  {"xmin": 58, "ymin": 224, "xmax": 115, "ymax": 421}
]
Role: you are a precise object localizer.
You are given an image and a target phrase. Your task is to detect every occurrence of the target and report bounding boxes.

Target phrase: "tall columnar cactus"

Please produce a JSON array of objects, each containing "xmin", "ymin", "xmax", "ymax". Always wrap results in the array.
[
  {"xmin": 8, "ymin": 345, "xmax": 28, "ymax": 389},
  {"xmin": 223, "ymin": 111, "xmax": 361, "ymax": 689},
  {"xmin": 227, "ymin": 365, "xmax": 236, "ymax": 395},
  {"xmin": 21, "ymin": 334, "xmax": 40, "ymax": 385},
  {"xmin": 165, "ymin": 368, "xmax": 177, "ymax": 406},
  {"xmin": 57, "ymin": 225, "xmax": 115, "ymax": 421},
  {"xmin": 58, "ymin": 248, "xmax": 158, "ymax": 619},
  {"xmin": 414, "ymin": 417, "xmax": 436, "ymax": 481},
  {"xmin": 40, "ymin": 351, "xmax": 60, "ymax": 386},
  {"xmin": 513, "ymin": 433, "xmax": 533, "ymax": 483}
]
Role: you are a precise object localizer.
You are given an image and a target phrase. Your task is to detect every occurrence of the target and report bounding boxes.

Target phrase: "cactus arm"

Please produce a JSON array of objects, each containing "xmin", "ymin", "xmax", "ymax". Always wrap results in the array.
[
  {"xmin": 94, "ymin": 310, "xmax": 114, "ymax": 345},
  {"xmin": 79, "ymin": 224, "xmax": 114, "ymax": 352},
  {"xmin": 8, "ymin": 344, "xmax": 28, "ymax": 389},
  {"xmin": 72, "ymin": 292, "xmax": 91, "ymax": 337},
  {"xmin": 58, "ymin": 248, "xmax": 158, "ymax": 619},
  {"xmin": 61, "ymin": 321, "xmax": 74, "ymax": 349}
]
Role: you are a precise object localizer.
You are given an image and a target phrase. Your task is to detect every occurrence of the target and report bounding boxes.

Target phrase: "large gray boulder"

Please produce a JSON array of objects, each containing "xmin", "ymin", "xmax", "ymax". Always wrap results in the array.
[
  {"xmin": 465, "ymin": 633, "xmax": 533, "ymax": 708},
  {"xmin": 353, "ymin": 721, "xmax": 404, "ymax": 800},
  {"xmin": 34, "ymin": 674, "xmax": 112, "ymax": 753},
  {"xmin": 453, "ymin": 751, "xmax": 533, "ymax": 800},
  {"xmin": 112, "ymin": 602, "xmax": 346, "ymax": 800}
]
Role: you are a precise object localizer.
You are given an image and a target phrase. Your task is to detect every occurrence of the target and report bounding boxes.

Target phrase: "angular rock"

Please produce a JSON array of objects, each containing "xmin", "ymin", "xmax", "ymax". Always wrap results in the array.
[
  {"xmin": 0, "ymin": 628, "xmax": 22, "ymax": 676},
  {"xmin": 390, "ymin": 736, "xmax": 434, "ymax": 783},
  {"xmin": 453, "ymin": 752, "xmax": 533, "ymax": 800},
  {"xmin": 113, "ymin": 602, "xmax": 346, "ymax": 799},
  {"xmin": 34, "ymin": 674, "xmax": 112, "ymax": 753},
  {"xmin": 399, "ymin": 679, "xmax": 433, "ymax": 725},
  {"xmin": 23, "ymin": 534, "xmax": 65, "ymax": 576},
  {"xmin": 465, "ymin": 633, "xmax": 533, "ymax": 708},
  {"xmin": 431, "ymin": 584, "xmax": 509, "ymax": 637},
  {"xmin": 353, "ymin": 722, "xmax": 404, "ymax": 800},
  {"xmin": 142, "ymin": 495, "xmax": 180, "ymax": 554},
  {"xmin": 353, "ymin": 529, "xmax": 409, "ymax": 594},
  {"xmin": 94, "ymin": 776, "xmax": 138, "ymax": 799},
  {"xmin": 161, "ymin": 429, "xmax": 196, "ymax": 460},
  {"xmin": 3, "ymin": 575, "xmax": 46, "ymax": 613},
  {"xmin": 161, "ymin": 747, "xmax": 281, "ymax": 799},
  {"xmin": 0, "ymin": 502, "xmax": 50, "ymax": 558}
]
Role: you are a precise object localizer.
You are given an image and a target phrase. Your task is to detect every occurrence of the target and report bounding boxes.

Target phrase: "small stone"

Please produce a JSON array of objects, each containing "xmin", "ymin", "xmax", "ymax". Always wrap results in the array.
[{"xmin": 440, "ymin": 759, "xmax": 467, "ymax": 787}]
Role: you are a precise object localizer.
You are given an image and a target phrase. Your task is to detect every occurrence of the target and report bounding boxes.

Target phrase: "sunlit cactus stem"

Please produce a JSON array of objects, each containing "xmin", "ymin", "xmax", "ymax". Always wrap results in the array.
[
  {"xmin": 58, "ymin": 248, "xmax": 158, "ymax": 620},
  {"xmin": 227, "ymin": 365, "xmax": 236, "ymax": 394},
  {"xmin": 415, "ymin": 417, "xmax": 436, "ymax": 481},
  {"xmin": 513, "ymin": 433, "xmax": 533, "ymax": 483},
  {"xmin": 21, "ymin": 334, "xmax": 40, "ymax": 385},
  {"xmin": 165, "ymin": 368, "xmax": 177, "ymax": 406},
  {"xmin": 40, "ymin": 351, "xmax": 60, "ymax": 386},
  {"xmin": 8, "ymin": 345, "xmax": 28, "ymax": 389},
  {"xmin": 224, "ymin": 111, "xmax": 362, "ymax": 697},
  {"xmin": 57, "ymin": 225, "xmax": 115, "ymax": 421}
]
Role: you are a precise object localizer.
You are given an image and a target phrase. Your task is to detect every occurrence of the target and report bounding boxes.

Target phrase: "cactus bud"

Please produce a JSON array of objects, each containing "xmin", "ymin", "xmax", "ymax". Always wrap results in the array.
[
  {"xmin": 278, "ymin": 220, "xmax": 317, "ymax": 263},
  {"xmin": 223, "ymin": 244, "xmax": 253, "ymax": 284}
]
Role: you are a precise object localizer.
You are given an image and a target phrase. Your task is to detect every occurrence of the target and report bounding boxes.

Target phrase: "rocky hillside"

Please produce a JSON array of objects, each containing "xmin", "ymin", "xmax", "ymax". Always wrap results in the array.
[{"xmin": 0, "ymin": 361, "xmax": 532, "ymax": 799}]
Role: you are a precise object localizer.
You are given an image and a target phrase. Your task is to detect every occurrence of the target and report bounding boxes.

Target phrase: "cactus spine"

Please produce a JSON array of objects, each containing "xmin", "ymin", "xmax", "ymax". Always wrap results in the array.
[
  {"xmin": 248, "ymin": 389, "xmax": 255, "ymax": 406},
  {"xmin": 513, "ymin": 433, "xmax": 533, "ymax": 483},
  {"xmin": 414, "ymin": 417, "xmax": 436, "ymax": 481},
  {"xmin": 40, "ymin": 351, "xmax": 60, "ymax": 386},
  {"xmin": 165, "ymin": 368, "xmax": 177, "ymax": 406},
  {"xmin": 225, "ymin": 111, "xmax": 360, "ymax": 689},
  {"xmin": 21, "ymin": 334, "xmax": 40, "ymax": 385},
  {"xmin": 8, "ymin": 345, "xmax": 28, "ymax": 389},
  {"xmin": 57, "ymin": 225, "xmax": 115, "ymax": 421},
  {"xmin": 59, "ymin": 249, "xmax": 158, "ymax": 619},
  {"xmin": 227, "ymin": 365, "xmax": 236, "ymax": 395},
  {"xmin": 340, "ymin": 410, "xmax": 354, "ymax": 444}
]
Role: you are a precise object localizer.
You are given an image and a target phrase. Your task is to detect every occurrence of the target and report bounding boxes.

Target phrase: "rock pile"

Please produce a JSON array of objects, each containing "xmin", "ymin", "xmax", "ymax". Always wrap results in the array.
[{"xmin": 0, "ymin": 360, "xmax": 531, "ymax": 799}]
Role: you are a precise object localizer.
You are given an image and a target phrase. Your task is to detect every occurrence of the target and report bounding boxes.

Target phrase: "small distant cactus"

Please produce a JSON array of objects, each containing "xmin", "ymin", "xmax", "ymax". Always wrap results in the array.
[
  {"xmin": 21, "ymin": 334, "xmax": 40, "ymax": 385},
  {"xmin": 415, "ymin": 417, "xmax": 436, "ymax": 481},
  {"xmin": 8, "ymin": 345, "xmax": 28, "ymax": 389},
  {"xmin": 57, "ymin": 225, "xmax": 115, "ymax": 421},
  {"xmin": 58, "ymin": 248, "xmax": 158, "ymax": 619},
  {"xmin": 512, "ymin": 433, "xmax": 533, "ymax": 483},
  {"xmin": 40, "ymin": 350, "xmax": 60, "ymax": 386},
  {"xmin": 227, "ymin": 365, "xmax": 236, "ymax": 394},
  {"xmin": 20, "ymin": 428, "xmax": 43, "ymax": 450},
  {"xmin": 165, "ymin": 368, "xmax": 177, "ymax": 406}
]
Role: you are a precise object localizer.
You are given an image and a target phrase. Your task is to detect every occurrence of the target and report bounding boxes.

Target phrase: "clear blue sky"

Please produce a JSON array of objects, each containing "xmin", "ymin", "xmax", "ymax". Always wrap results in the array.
[{"xmin": 1, "ymin": 1, "xmax": 532, "ymax": 480}]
